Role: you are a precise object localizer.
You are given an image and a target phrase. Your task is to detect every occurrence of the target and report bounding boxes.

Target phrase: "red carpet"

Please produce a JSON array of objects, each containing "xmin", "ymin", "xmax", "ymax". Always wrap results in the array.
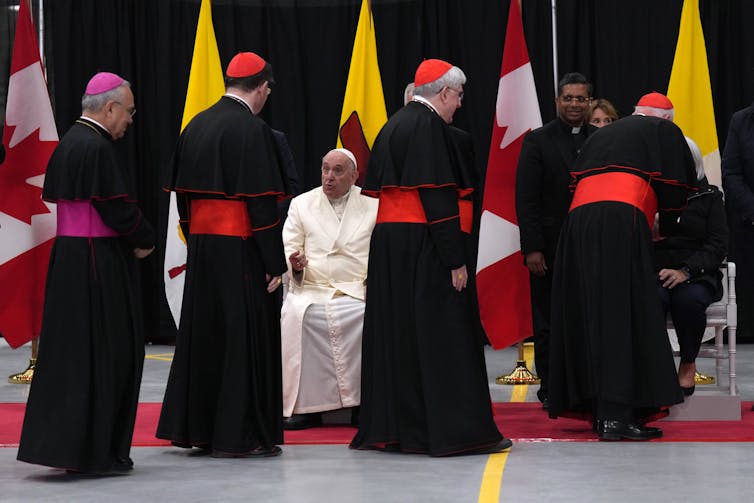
[{"xmin": 2, "ymin": 402, "xmax": 753, "ymax": 447}]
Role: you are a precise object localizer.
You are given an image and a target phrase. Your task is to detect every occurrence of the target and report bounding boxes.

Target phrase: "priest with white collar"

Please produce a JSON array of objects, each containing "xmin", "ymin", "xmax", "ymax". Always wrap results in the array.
[{"xmin": 281, "ymin": 148, "xmax": 377, "ymax": 429}]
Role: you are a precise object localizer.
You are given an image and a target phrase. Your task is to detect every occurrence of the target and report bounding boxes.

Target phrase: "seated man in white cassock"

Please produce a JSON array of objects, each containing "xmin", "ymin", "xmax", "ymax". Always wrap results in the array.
[{"xmin": 281, "ymin": 148, "xmax": 378, "ymax": 430}]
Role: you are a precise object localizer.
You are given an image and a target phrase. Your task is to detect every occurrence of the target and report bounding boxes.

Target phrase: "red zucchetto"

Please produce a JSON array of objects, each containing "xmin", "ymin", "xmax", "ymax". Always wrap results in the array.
[
  {"xmin": 414, "ymin": 59, "xmax": 452, "ymax": 87},
  {"xmin": 226, "ymin": 52, "xmax": 266, "ymax": 78},
  {"xmin": 636, "ymin": 92, "xmax": 674, "ymax": 110}
]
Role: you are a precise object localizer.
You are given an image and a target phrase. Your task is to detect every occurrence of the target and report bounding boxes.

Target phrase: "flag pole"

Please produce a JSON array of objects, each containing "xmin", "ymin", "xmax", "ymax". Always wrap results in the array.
[
  {"xmin": 28, "ymin": 0, "xmax": 45, "ymax": 379},
  {"xmin": 496, "ymin": 341, "xmax": 540, "ymax": 385},
  {"xmin": 551, "ymin": 0, "xmax": 558, "ymax": 96},
  {"xmin": 38, "ymin": 0, "xmax": 44, "ymax": 71}
]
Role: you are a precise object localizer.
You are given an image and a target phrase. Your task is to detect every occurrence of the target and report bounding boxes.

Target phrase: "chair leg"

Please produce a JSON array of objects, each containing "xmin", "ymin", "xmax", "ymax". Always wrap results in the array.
[
  {"xmin": 714, "ymin": 327, "xmax": 723, "ymax": 388},
  {"xmin": 728, "ymin": 325, "xmax": 737, "ymax": 396}
]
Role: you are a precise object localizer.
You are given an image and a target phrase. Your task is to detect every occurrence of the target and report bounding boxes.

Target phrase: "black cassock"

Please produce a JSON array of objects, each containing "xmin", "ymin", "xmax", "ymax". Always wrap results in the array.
[
  {"xmin": 350, "ymin": 101, "xmax": 502, "ymax": 456},
  {"xmin": 548, "ymin": 115, "xmax": 697, "ymax": 422},
  {"xmin": 157, "ymin": 96, "xmax": 287, "ymax": 454},
  {"xmin": 18, "ymin": 119, "xmax": 155, "ymax": 472}
]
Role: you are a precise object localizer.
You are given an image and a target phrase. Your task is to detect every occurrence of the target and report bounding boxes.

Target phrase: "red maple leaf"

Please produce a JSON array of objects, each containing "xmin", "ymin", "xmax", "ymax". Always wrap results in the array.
[{"xmin": 0, "ymin": 126, "xmax": 56, "ymax": 224}]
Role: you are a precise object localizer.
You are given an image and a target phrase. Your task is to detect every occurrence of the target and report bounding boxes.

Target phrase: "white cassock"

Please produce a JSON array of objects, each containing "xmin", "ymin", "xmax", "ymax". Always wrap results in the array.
[{"xmin": 281, "ymin": 185, "xmax": 378, "ymax": 417}]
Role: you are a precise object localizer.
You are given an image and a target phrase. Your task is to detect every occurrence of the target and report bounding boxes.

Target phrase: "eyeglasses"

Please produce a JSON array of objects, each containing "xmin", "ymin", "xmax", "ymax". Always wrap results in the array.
[
  {"xmin": 559, "ymin": 95, "xmax": 590, "ymax": 104},
  {"xmin": 114, "ymin": 101, "xmax": 136, "ymax": 117},
  {"xmin": 445, "ymin": 87, "xmax": 464, "ymax": 100}
]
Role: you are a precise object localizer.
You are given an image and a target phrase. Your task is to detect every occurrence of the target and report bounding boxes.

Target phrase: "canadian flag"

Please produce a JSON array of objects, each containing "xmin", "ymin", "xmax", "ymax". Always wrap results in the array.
[
  {"xmin": 476, "ymin": 0, "xmax": 542, "ymax": 349},
  {"xmin": 0, "ymin": 0, "xmax": 58, "ymax": 349}
]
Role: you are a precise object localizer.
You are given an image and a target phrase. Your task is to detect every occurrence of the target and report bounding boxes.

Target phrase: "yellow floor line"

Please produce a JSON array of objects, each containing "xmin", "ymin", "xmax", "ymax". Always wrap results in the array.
[
  {"xmin": 149, "ymin": 344, "xmax": 529, "ymax": 501},
  {"xmin": 478, "ymin": 342, "xmax": 537, "ymax": 502},
  {"xmin": 477, "ymin": 452, "xmax": 510, "ymax": 503},
  {"xmin": 510, "ymin": 383, "xmax": 528, "ymax": 402},
  {"xmin": 145, "ymin": 353, "xmax": 174, "ymax": 362}
]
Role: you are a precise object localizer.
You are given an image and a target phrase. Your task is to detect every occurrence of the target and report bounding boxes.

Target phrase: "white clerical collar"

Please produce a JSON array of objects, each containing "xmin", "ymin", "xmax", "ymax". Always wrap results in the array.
[
  {"xmin": 224, "ymin": 92, "xmax": 254, "ymax": 114},
  {"xmin": 79, "ymin": 116, "xmax": 110, "ymax": 135},
  {"xmin": 329, "ymin": 191, "xmax": 350, "ymax": 205},
  {"xmin": 328, "ymin": 189, "xmax": 351, "ymax": 221},
  {"xmin": 411, "ymin": 95, "xmax": 439, "ymax": 115}
]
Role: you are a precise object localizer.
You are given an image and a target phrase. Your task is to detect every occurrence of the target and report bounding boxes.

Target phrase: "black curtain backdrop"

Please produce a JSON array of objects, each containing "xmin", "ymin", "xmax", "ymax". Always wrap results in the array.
[{"xmin": 1, "ymin": 0, "xmax": 752, "ymax": 340}]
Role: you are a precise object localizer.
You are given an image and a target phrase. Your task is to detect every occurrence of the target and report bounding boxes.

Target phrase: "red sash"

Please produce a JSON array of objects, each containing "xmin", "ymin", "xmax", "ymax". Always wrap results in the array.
[
  {"xmin": 570, "ymin": 172, "xmax": 657, "ymax": 227},
  {"xmin": 190, "ymin": 199, "xmax": 252, "ymax": 237},
  {"xmin": 376, "ymin": 187, "xmax": 472, "ymax": 233}
]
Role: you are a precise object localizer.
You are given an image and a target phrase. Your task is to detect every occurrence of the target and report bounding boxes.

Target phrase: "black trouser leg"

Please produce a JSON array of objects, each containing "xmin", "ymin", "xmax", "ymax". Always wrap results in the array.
[
  {"xmin": 661, "ymin": 282, "xmax": 714, "ymax": 363},
  {"xmin": 529, "ymin": 270, "xmax": 552, "ymax": 401},
  {"xmin": 596, "ymin": 400, "xmax": 634, "ymax": 423}
]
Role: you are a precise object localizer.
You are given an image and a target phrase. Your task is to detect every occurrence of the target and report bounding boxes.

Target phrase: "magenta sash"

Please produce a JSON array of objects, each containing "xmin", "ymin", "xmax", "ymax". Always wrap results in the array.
[{"xmin": 56, "ymin": 200, "xmax": 118, "ymax": 237}]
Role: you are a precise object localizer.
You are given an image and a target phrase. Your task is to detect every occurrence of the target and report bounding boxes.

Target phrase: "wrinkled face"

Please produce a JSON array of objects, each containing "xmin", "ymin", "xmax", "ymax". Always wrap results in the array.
[
  {"xmin": 556, "ymin": 83, "xmax": 590, "ymax": 127},
  {"xmin": 590, "ymin": 107, "xmax": 613, "ymax": 128},
  {"xmin": 321, "ymin": 151, "xmax": 358, "ymax": 199},
  {"xmin": 437, "ymin": 85, "xmax": 464, "ymax": 124},
  {"xmin": 105, "ymin": 86, "xmax": 135, "ymax": 140}
]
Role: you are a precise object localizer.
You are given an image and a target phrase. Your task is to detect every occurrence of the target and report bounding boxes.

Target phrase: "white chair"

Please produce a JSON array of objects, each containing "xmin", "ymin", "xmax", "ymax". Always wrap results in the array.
[{"xmin": 667, "ymin": 262, "xmax": 737, "ymax": 395}]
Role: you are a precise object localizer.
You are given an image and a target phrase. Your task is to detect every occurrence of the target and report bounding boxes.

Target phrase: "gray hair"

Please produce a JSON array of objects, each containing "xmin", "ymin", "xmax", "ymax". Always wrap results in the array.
[
  {"xmin": 685, "ymin": 136, "xmax": 705, "ymax": 181},
  {"xmin": 404, "ymin": 82, "xmax": 415, "ymax": 105},
  {"xmin": 81, "ymin": 81, "xmax": 131, "ymax": 113},
  {"xmin": 413, "ymin": 66, "xmax": 466, "ymax": 97},
  {"xmin": 634, "ymin": 105, "xmax": 674, "ymax": 121}
]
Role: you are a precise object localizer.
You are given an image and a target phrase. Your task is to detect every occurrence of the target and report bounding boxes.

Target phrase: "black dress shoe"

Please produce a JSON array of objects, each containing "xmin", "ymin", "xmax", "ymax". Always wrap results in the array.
[
  {"xmin": 112, "ymin": 457, "xmax": 134, "ymax": 472},
  {"xmin": 541, "ymin": 398, "xmax": 550, "ymax": 410},
  {"xmin": 441, "ymin": 438, "xmax": 514, "ymax": 456},
  {"xmin": 468, "ymin": 438, "xmax": 513, "ymax": 455},
  {"xmin": 592, "ymin": 419, "xmax": 602, "ymax": 433},
  {"xmin": 595, "ymin": 419, "xmax": 661, "ymax": 436},
  {"xmin": 639, "ymin": 425, "xmax": 662, "ymax": 435},
  {"xmin": 212, "ymin": 445, "xmax": 282, "ymax": 458},
  {"xmin": 598, "ymin": 420, "xmax": 662, "ymax": 441},
  {"xmin": 681, "ymin": 385, "xmax": 695, "ymax": 396},
  {"xmin": 171, "ymin": 441, "xmax": 211, "ymax": 450},
  {"xmin": 283, "ymin": 412, "xmax": 323, "ymax": 430}
]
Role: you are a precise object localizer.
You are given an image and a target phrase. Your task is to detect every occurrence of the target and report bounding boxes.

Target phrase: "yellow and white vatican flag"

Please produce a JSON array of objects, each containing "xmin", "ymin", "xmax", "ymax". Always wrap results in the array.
[
  {"xmin": 164, "ymin": 0, "xmax": 224, "ymax": 328},
  {"xmin": 336, "ymin": 0, "xmax": 387, "ymax": 185},
  {"xmin": 667, "ymin": 0, "xmax": 720, "ymax": 188}
]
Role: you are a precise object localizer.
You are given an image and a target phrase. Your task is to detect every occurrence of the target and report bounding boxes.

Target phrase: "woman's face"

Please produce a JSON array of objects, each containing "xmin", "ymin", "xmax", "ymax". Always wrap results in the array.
[{"xmin": 590, "ymin": 107, "xmax": 614, "ymax": 128}]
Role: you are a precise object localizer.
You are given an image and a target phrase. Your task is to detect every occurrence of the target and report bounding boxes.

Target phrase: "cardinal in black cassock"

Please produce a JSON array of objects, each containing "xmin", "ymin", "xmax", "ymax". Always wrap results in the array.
[
  {"xmin": 350, "ymin": 59, "xmax": 510, "ymax": 456},
  {"xmin": 548, "ymin": 94, "xmax": 698, "ymax": 440},
  {"xmin": 157, "ymin": 52, "xmax": 288, "ymax": 457}
]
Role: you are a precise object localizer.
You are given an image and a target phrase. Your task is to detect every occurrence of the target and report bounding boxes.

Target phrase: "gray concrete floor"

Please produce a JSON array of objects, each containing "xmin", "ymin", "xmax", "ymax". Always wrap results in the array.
[{"xmin": 1, "ymin": 341, "xmax": 753, "ymax": 502}]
